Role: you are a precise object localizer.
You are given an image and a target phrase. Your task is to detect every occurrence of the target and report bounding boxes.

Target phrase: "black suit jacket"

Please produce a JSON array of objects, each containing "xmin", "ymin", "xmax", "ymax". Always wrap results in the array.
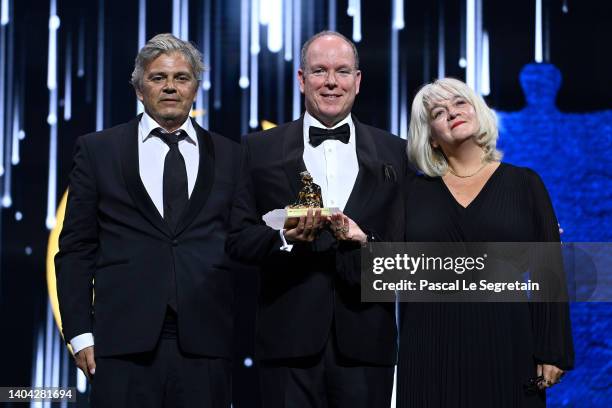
[
  {"xmin": 226, "ymin": 116, "xmax": 407, "ymax": 365},
  {"xmin": 55, "ymin": 116, "xmax": 240, "ymax": 358}
]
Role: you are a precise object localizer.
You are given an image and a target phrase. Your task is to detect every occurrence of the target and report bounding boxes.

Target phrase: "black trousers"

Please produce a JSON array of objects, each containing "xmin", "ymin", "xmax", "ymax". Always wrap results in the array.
[
  {"xmin": 90, "ymin": 311, "xmax": 231, "ymax": 408},
  {"xmin": 259, "ymin": 331, "xmax": 394, "ymax": 408}
]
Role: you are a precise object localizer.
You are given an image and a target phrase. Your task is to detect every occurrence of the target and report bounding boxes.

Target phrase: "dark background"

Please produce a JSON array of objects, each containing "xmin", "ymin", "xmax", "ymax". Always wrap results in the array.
[{"xmin": 0, "ymin": 0, "xmax": 610, "ymax": 406}]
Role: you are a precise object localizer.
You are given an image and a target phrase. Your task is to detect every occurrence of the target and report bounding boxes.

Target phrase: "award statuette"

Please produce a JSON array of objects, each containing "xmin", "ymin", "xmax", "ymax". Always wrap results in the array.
[
  {"xmin": 284, "ymin": 171, "xmax": 331, "ymax": 228},
  {"xmin": 260, "ymin": 171, "xmax": 340, "ymax": 230}
]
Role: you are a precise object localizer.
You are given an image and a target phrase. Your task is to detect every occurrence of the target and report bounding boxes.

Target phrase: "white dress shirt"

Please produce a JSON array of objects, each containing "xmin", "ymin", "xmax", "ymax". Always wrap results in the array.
[
  {"xmin": 70, "ymin": 113, "xmax": 200, "ymax": 354},
  {"xmin": 279, "ymin": 112, "xmax": 359, "ymax": 251}
]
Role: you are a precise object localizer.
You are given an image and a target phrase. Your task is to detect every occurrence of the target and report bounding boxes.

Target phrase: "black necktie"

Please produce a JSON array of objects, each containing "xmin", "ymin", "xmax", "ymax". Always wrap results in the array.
[
  {"xmin": 151, "ymin": 128, "xmax": 189, "ymax": 232},
  {"xmin": 308, "ymin": 123, "xmax": 350, "ymax": 147}
]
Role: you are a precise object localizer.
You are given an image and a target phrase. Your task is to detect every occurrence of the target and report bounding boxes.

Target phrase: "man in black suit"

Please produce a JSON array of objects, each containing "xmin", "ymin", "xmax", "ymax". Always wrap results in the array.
[
  {"xmin": 55, "ymin": 33, "xmax": 239, "ymax": 407},
  {"xmin": 227, "ymin": 31, "xmax": 407, "ymax": 407}
]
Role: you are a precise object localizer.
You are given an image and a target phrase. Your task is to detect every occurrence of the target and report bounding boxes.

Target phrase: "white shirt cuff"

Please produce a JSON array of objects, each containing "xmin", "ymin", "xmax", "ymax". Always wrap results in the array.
[
  {"xmin": 279, "ymin": 229, "xmax": 294, "ymax": 252},
  {"xmin": 70, "ymin": 333, "xmax": 94, "ymax": 354}
]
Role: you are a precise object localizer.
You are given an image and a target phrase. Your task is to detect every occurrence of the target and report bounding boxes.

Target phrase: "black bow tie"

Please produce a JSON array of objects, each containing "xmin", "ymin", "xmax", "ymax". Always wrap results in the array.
[{"xmin": 308, "ymin": 123, "xmax": 350, "ymax": 147}]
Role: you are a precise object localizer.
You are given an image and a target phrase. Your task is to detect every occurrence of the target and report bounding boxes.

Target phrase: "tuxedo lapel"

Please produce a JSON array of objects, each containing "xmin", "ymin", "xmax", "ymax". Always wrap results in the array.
[
  {"xmin": 343, "ymin": 116, "xmax": 379, "ymax": 220},
  {"xmin": 174, "ymin": 119, "xmax": 215, "ymax": 235},
  {"xmin": 282, "ymin": 118, "xmax": 307, "ymax": 199},
  {"xmin": 120, "ymin": 115, "xmax": 172, "ymax": 237}
]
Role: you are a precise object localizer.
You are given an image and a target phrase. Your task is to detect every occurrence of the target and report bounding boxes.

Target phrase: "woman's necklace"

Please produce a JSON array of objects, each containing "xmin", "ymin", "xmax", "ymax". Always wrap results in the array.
[{"xmin": 447, "ymin": 161, "xmax": 488, "ymax": 178}]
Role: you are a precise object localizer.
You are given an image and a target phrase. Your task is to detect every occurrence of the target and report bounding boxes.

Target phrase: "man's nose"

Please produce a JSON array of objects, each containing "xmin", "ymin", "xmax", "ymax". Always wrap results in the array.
[
  {"xmin": 324, "ymin": 72, "xmax": 337, "ymax": 87},
  {"xmin": 163, "ymin": 79, "xmax": 177, "ymax": 92}
]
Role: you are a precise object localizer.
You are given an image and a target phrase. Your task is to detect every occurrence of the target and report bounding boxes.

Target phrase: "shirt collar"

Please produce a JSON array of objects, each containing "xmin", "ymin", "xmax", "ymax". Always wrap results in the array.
[
  {"xmin": 303, "ymin": 111, "xmax": 355, "ymax": 147},
  {"xmin": 139, "ymin": 112, "xmax": 198, "ymax": 146}
]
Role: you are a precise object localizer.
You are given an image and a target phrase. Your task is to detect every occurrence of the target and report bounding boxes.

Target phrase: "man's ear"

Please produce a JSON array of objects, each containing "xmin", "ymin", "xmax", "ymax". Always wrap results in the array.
[{"xmin": 297, "ymin": 69, "xmax": 306, "ymax": 94}]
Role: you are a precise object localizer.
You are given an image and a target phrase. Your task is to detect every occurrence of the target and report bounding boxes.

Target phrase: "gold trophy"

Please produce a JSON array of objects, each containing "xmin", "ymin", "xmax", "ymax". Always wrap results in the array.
[{"xmin": 284, "ymin": 171, "xmax": 331, "ymax": 228}]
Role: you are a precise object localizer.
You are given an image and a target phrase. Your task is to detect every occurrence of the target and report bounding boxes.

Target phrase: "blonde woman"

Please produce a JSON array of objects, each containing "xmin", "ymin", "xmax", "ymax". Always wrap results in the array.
[{"xmin": 398, "ymin": 78, "xmax": 573, "ymax": 407}]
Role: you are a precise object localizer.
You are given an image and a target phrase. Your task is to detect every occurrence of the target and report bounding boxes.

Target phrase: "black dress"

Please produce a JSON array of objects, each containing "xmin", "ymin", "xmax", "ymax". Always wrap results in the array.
[{"xmin": 398, "ymin": 163, "xmax": 574, "ymax": 408}]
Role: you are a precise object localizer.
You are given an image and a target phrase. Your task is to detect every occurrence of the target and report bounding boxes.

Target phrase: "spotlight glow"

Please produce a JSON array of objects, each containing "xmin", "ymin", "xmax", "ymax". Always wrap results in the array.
[
  {"xmin": 267, "ymin": 0, "xmax": 283, "ymax": 52},
  {"xmin": 535, "ymin": 0, "xmax": 543, "ymax": 62},
  {"xmin": 239, "ymin": 0, "xmax": 249, "ymax": 87},
  {"xmin": 351, "ymin": 0, "xmax": 361, "ymax": 42},
  {"xmin": 466, "ymin": 0, "xmax": 476, "ymax": 90},
  {"xmin": 283, "ymin": 0, "xmax": 292, "ymax": 60},
  {"xmin": 1, "ymin": 0, "xmax": 8, "ymax": 25},
  {"xmin": 64, "ymin": 33, "xmax": 72, "ymax": 121},
  {"xmin": 250, "ymin": 0, "xmax": 260, "ymax": 55},
  {"xmin": 392, "ymin": 0, "xmax": 404, "ymax": 30},
  {"xmin": 292, "ymin": 0, "xmax": 302, "ymax": 120},
  {"xmin": 481, "ymin": 30, "xmax": 490, "ymax": 95},
  {"xmin": 259, "ymin": 0, "xmax": 270, "ymax": 25},
  {"xmin": 328, "ymin": 0, "xmax": 337, "ymax": 30}
]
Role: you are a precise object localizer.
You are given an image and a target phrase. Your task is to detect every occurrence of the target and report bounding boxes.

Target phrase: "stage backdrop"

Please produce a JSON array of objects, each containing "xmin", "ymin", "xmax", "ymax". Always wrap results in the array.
[{"xmin": 0, "ymin": 0, "xmax": 610, "ymax": 407}]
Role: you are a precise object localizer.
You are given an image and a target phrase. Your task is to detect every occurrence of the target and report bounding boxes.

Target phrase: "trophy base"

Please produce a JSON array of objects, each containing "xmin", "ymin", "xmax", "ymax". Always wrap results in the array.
[{"xmin": 283, "ymin": 207, "xmax": 333, "ymax": 229}]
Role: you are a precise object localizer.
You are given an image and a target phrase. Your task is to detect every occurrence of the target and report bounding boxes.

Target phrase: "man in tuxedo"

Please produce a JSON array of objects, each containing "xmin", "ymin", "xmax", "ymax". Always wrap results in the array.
[
  {"xmin": 55, "ymin": 33, "xmax": 239, "ymax": 407},
  {"xmin": 227, "ymin": 31, "xmax": 407, "ymax": 407}
]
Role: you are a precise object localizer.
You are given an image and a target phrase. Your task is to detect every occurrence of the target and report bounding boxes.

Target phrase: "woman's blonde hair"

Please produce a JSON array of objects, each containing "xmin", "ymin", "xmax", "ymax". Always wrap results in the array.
[{"xmin": 407, "ymin": 77, "xmax": 502, "ymax": 177}]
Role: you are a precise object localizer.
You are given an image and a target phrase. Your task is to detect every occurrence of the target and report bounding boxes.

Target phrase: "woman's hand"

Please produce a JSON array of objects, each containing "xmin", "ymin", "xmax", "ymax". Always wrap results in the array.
[
  {"xmin": 536, "ymin": 364, "xmax": 565, "ymax": 389},
  {"xmin": 330, "ymin": 213, "xmax": 367, "ymax": 244}
]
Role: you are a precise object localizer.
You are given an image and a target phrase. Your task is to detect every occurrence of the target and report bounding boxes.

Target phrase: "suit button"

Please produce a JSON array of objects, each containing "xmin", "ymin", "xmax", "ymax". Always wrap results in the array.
[{"xmin": 172, "ymin": 240, "xmax": 179, "ymax": 247}]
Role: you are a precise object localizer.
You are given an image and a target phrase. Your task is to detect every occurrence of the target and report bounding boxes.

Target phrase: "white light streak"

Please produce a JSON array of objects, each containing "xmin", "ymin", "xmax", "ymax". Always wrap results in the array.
[
  {"xmin": 198, "ymin": 0, "xmax": 211, "ymax": 129},
  {"xmin": 31, "ymin": 327, "xmax": 44, "ymax": 408},
  {"xmin": 259, "ymin": 0, "xmax": 271, "ymax": 25},
  {"xmin": 213, "ymin": 0, "xmax": 222, "ymax": 109},
  {"xmin": 535, "ymin": 0, "xmax": 543, "ymax": 62},
  {"xmin": 172, "ymin": 0, "xmax": 180, "ymax": 37},
  {"xmin": 96, "ymin": 0, "xmax": 104, "ymax": 131},
  {"xmin": 292, "ymin": 0, "xmax": 302, "ymax": 120},
  {"xmin": 47, "ymin": 15, "xmax": 59, "ymax": 90},
  {"xmin": 64, "ymin": 33, "xmax": 72, "ymax": 121},
  {"xmin": 138, "ymin": 0, "xmax": 146, "ymax": 48},
  {"xmin": 465, "ymin": 0, "xmax": 476, "ymax": 90},
  {"xmin": 562, "ymin": 0, "xmax": 568, "ymax": 14},
  {"xmin": 52, "ymin": 325, "xmax": 60, "ymax": 388},
  {"xmin": 438, "ymin": 1, "xmax": 445, "ymax": 79},
  {"xmin": 77, "ymin": 17, "xmax": 85, "ymax": 77},
  {"xmin": 12, "ymin": 90, "xmax": 20, "ymax": 165},
  {"xmin": 1, "ymin": 0, "xmax": 8, "ymax": 25},
  {"xmin": 0, "ymin": 24, "xmax": 6, "ymax": 176},
  {"xmin": 249, "ymin": 0, "xmax": 260, "ymax": 128},
  {"xmin": 239, "ymin": 0, "xmax": 250, "ymax": 88},
  {"xmin": 250, "ymin": 0, "xmax": 260, "ymax": 55},
  {"xmin": 347, "ymin": 0, "xmax": 356, "ymax": 16},
  {"xmin": 44, "ymin": 302, "xmax": 54, "ymax": 388},
  {"xmin": 475, "ymin": 0, "xmax": 482, "ymax": 94},
  {"xmin": 15, "ymin": 210, "xmax": 22, "ymax": 220},
  {"xmin": 400, "ymin": 93, "xmax": 408, "ymax": 139},
  {"xmin": 283, "ymin": 0, "xmax": 292, "ymax": 61},
  {"xmin": 137, "ymin": 0, "xmax": 146, "ymax": 114},
  {"xmin": 202, "ymin": 0, "xmax": 211, "ymax": 91},
  {"xmin": 351, "ymin": 0, "xmax": 361, "ymax": 42},
  {"xmin": 481, "ymin": 30, "xmax": 490, "ymax": 95},
  {"xmin": 267, "ymin": 0, "xmax": 283, "ymax": 52},
  {"xmin": 390, "ymin": 29, "xmax": 399, "ymax": 135},
  {"xmin": 390, "ymin": 0, "xmax": 404, "ymax": 134},
  {"xmin": 328, "ymin": 0, "xmax": 336, "ymax": 30},
  {"xmin": 392, "ymin": 0, "xmax": 405, "ymax": 30},
  {"xmin": 249, "ymin": 51, "xmax": 258, "ymax": 128},
  {"xmin": 46, "ymin": 0, "xmax": 59, "ymax": 229},
  {"xmin": 180, "ymin": 0, "xmax": 189, "ymax": 40},
  {"xmin": 60, "ymin": 344, "xmax": 69, "ymax": 408}
]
